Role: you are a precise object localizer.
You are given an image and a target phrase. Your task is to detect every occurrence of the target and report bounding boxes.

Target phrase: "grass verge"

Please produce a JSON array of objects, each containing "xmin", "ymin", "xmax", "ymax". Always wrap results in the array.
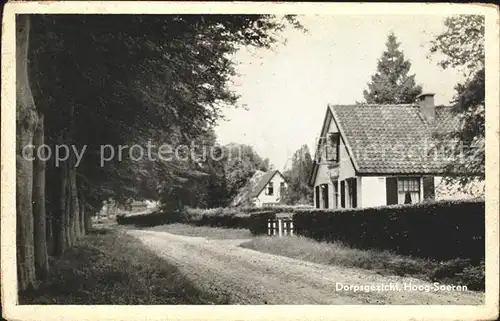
[
  {"xmin": 240, "ymin": 236, "xmax": 484, "ymax": 291},
  {"xmin": 143, "ymin": 223, "xmax": 252, "ymax": 240},
  {"xmin": 19, "ymin": 228, "xmax": 230, "ymax": 304}
]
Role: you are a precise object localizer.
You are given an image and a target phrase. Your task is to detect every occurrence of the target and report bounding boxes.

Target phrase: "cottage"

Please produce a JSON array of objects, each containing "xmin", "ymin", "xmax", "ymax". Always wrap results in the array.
[
  {"xmin": 250, "ymin": 170, "xmax": 288, "ymax": 207},
  {"xmin": 309, "ymin": 93, "xmax": 482, "ymax": 209}
]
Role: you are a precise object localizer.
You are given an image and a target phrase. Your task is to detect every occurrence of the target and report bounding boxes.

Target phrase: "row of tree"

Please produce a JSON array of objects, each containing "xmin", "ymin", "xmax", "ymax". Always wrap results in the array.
[{"xmin": 16, "ymin": 14, "xmax": 300, "ymax": 292}]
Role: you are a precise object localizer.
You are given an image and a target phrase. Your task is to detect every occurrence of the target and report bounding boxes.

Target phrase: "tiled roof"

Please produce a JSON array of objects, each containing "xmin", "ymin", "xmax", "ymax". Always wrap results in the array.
[
  {"xmin": 249, "ymin": 170, "xmax": 282, "ymax": 198},
  {"xmin": 330, "ymin": 104, "xmax": 457, "ymax": 174}
]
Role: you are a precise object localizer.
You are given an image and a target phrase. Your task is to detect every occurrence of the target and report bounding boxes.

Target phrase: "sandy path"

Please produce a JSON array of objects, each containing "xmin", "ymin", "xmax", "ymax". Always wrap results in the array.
[{"xmin": 126, "ymin": 229, "xmax": 483, "ymax": 305}]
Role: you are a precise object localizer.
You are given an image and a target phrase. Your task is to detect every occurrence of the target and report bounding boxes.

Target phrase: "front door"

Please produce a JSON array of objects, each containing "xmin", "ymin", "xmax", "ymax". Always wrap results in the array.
[{"xmin": 315, "ymin": 186, "xmax": 320, "ymax": 208}]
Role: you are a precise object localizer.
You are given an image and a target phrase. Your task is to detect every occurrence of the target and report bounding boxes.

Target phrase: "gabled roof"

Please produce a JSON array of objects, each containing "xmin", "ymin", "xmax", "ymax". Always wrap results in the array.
[
  {"xmin": 309, "ymin": 103, "xmax": 459, "ymax": 183},
  {"xmin": 250, "ymin": 170, "xmax": 285, "ymax": 198}
]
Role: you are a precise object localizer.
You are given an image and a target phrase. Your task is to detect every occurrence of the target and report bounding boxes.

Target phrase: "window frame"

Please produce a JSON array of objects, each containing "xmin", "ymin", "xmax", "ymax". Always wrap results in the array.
[
  {"xmin": 396, "ymin": 177, "xmax": 421, "ymax": 204},
  {"xmin": 325, "ymin": 132, "xmax": 340, "ymax": 163},
  {"xmin": 266, "ymin": 182, "xmax": 274, "ymax": 196}
]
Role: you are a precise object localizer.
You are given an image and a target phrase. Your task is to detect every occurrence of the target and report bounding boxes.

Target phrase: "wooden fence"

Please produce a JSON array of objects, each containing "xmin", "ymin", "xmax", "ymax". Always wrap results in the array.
[{"xmin": 267, "ymin": 217, "xmax": 294, "ymax": 236}]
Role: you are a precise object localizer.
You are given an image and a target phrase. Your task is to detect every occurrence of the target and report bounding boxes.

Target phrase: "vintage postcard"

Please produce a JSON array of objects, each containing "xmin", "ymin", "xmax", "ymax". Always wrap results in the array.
[{"xmin": 1, "ymin": 1, "xmax": 499, "ymax": 321}]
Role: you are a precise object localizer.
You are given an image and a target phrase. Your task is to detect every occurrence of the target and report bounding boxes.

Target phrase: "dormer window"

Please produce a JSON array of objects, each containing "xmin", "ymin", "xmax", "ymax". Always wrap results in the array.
[
  {"xmin": 325, "ymin": 133, "xmax": 340, "ymax": 163},
  {"xmin": 265, "ymin": 182, "xmax": 274, "ymax": 195}
]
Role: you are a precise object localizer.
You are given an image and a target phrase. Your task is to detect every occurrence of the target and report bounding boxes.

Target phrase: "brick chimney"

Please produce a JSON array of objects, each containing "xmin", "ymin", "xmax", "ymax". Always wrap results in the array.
[{"xmin": 416, "ymin": 93, "xmax": 435, "ymax": 125}]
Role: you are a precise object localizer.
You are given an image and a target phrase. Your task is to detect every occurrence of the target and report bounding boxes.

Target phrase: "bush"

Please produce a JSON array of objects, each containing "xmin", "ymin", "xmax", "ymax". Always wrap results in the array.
[
  {"xmin": 292, "ymin": 199, "xmax": 484, "ymax": 261},
  {"xmin": 116, "ymin": 206, "xmax": 279, "ymax": 231},
  {"xmin": 193, "ymin": 213, "xmax": 251, "ymax": 229},
  {"xmin": 455, "ymin": 260, "xmax": 485, "ymax": 291},
  {"xmin": 116, "ymin": 210, "xmax": 185, "ymax": 227},
  {"xmin": 238, "ymin": 205, "xmax": 309, "ymax": 214}
]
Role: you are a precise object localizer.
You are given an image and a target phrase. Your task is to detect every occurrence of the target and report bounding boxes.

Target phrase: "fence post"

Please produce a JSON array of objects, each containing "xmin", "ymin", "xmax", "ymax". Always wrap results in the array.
[
  {"xmin": 278, "ymin": 218, "xmax": 282, "ymax": 237},
  {"xmin": 272, "ymin": 220, "xmax": 277, "ymax": 236},
  {"xmin": 290, "ymin": 220, "xmax": 294, "ymax": 236},
  {"xmin": 267, "ymin": 219, "xmax": 271, "ymax": 236}
]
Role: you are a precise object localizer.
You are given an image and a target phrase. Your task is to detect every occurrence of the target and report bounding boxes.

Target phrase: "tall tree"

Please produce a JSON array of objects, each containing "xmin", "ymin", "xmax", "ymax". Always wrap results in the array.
[
  {"xmin": 16, "ymin": 14, "xmax": 38, "ymax": 291},
  {"xmin": 363, "ymin": 32, "xmax": 422, "ymax": 104},
  {"xmin": 32, "ymin": 112, "xmax": 49, "ymax": 281},
  {"xmin": 223, "ymin": 143, "xmax": 270, "ymax": 199},
  {"xmin": 429, "ymin": 15, "xmax": 485, "ymax": 186},
  {"xmin": 283, "ymin": 145, "xmax": 313, "ymax": 205}
]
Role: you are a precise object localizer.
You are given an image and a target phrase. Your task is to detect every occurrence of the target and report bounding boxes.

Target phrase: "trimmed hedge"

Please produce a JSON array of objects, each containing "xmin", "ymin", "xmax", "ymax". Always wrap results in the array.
[
  {"xmin": 191, "ymin": 213, "xmax": 251, "ymax": 229},
  {"xmin": 293, "ymin": 200, "xmax": 484, "ymax": 261},
  {"xmin": 248, "ymin": 211, "xmax": 277, "ymax": 235},
  {"xmin": 116, "ymin": 207, "xmax": 285, "ymax": 230},
  {"xmin": 116, "ymin": 210, "xmax": 184, "ymax": 227},
  {"xmin": 185, "ymin": 205, "xmax": 312, "ymax": 216},
  {"xmin": 116, "ymin": 205, "xmax": 311, "ymax": 229}
]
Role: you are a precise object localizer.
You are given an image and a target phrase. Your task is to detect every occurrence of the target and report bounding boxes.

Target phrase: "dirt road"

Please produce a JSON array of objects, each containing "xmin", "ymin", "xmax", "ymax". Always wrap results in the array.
[{"xmin": 126, "ymin": 229, "xmax": 483, "ymax": 305}]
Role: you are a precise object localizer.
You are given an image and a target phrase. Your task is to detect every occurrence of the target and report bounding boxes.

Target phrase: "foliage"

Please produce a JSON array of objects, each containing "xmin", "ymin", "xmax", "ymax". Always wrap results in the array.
[
  {"xmin": 429, "ymin": 15, "xmax": 484, "ymax": 77},
  {"xmin": 282, "ymin": 145, "xmax": 313, "ymax": 205},
  {"xmin": 429, "ymin": 15, "xmax": 485, "ymax": 183},
  {"xmin": 363, "ymin": 32, "xmax": 422, "ymax": 104},
  {"xmin": 29, "ymin": 14, "xmax": 301, "ymax": 210},
  {"xmin": 292, "ymin": 199, "xmax": 485, "ymax": 261},
  {"xmin": 223, "ymin": 143, "xmax": 271, "ymax": 200},
  {"xmin": 115, "ymin": 204, "xmax": 303, "ymax": 229}
]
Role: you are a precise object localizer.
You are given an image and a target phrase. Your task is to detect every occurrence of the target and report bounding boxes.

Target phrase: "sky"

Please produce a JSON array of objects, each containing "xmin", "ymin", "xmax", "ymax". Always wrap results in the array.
[{"xmin": 214, "ymin": 15, "xmax": 464, "ymax": 171}]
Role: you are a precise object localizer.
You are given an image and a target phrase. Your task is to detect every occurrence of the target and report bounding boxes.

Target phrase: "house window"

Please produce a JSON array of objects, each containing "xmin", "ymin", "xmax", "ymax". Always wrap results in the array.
[
  {"xmin": 324, "ymin": 133, "xmax": 340, "ymax": 163},
  {"xmin": 397, "ymin": 177, "xmax": 420, "ymax": 204},
  {"xmin": 266, "ymin": 182, "xmax": 274, "ymax": 196},
  {"xmin": 280, "ymin": 182, "xmax": 285, "ymax": 189}
]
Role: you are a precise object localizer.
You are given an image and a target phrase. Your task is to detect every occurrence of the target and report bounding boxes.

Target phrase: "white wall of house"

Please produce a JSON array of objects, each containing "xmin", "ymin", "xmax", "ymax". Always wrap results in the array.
[
  {"xmin": 313, "ymin": 165, "xmax": 334, "ymax": 209},
  {"xmin": 313, "ymin": 113, "xmax": 356, "ymax": 184},
  {"xmin": 255, "ymin": 173, "xmax": 287, "ymax": 206},
  {"xmin": 313, "ymin": 172, "xmax": 431, "ymax": 209},
  {"xmin": 313, "ymin": 112, "xmax": 356, "ymax": 209},
  {"xmin": 360, "ymin": 176, "xmax": 386, "ymax": 208}
]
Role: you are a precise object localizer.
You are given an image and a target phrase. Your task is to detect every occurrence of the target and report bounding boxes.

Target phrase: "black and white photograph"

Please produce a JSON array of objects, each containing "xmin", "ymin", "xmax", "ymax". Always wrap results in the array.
[{"xmin": 1, "ymin": 2, "xmax": 499, "ymax": 321}]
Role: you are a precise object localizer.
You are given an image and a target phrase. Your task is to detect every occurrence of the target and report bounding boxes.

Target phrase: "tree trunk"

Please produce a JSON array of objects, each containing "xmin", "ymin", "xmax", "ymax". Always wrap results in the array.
[
  {"xmin": 54, "ymin": 161, "xmax": 68, "ymax": 256},
  {"xmin": 64, "ymin": 161, "xmax": 73, "ymax": 248},
  {"xmin": 46, "ymin": 208, "xmax": 54, "ymax": 256},
  {"xmin": 70, "ymin": 164, "xmax": 81, "ymax": 240},
  {"xmin": 79, "ymin": 194, "xmax": 86, "ymax": 236},
  {"xmin": 16, "ymin": 15, "xmax": 38, "ymax": 291},
  {"xmin": 32, "ymin": 112, "xmax": 49, "ymax": 281},
  {"xmin": 84, "ymin": 209, "xmax": 93, "ymax": 234}
]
